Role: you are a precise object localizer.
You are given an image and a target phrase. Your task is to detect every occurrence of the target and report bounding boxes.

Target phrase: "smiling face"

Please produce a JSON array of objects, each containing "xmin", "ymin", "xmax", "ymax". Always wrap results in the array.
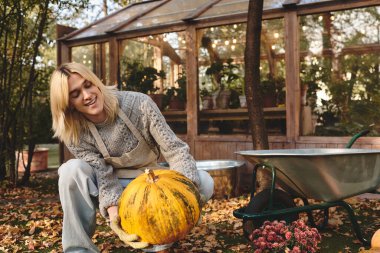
[{"xmin": 68, "ymin": 73, "xmax": 106, "ymax": 123}]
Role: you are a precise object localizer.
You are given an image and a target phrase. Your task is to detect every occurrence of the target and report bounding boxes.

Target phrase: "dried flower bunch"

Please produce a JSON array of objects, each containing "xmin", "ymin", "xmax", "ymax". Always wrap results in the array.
[{"xmin": 249, "ymin": 219, "xmax": 322, "ymax": 253}]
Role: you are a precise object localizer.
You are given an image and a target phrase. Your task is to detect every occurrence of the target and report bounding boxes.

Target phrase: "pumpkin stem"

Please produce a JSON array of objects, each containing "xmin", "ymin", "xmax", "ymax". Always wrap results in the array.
[{"xmin": 145, "ymin": 168, "xmax": 158, "ymax": 183}]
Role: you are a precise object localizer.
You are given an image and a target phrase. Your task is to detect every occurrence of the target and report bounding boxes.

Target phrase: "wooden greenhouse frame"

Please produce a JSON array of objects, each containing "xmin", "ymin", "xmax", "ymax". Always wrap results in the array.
[{"xmin": 57, "ymin": 0, "xmax": 380, "ymax": 189}]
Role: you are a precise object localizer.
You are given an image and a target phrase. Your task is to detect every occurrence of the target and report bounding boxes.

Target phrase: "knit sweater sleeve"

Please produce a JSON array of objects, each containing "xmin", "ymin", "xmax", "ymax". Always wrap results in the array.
[
  {"xmin": 66, "ymin": 140, "xmax": 123, "ymax": 218},
  {"xmin": 140, "ymin": 95, "xmax": 200, "ymax": 186}
]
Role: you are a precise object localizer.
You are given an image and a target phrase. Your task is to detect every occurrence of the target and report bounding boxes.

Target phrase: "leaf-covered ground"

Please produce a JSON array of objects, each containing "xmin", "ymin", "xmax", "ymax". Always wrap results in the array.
[{"xmin": 0, "ymin": 170, "xmax": 379, "ymax": 253}]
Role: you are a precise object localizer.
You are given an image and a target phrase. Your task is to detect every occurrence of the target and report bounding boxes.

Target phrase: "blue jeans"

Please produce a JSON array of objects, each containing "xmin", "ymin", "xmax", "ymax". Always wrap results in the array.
[{"xmin": 58, "ymin": 159, "xmax": 214, "ymax": 253}]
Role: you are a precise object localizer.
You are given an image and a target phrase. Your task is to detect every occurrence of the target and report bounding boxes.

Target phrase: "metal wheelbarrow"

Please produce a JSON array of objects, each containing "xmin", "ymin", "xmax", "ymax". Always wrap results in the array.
[{"xmin": 233, "ymin": 130, "xmax": 380, "ymax": 245}]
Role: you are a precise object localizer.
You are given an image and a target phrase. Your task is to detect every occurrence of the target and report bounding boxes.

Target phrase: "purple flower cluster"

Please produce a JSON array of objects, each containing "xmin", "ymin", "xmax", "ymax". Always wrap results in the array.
[{"xmin": 248, "ymin": 220, "xmax": 321, "ymax": 253}]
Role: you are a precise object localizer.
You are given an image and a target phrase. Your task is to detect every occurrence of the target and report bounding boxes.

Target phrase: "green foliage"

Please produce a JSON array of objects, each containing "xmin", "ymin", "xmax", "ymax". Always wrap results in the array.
[
  {"xmin": 121, "ymin": 60, "xmax": 165, "ymax": 94},
  {"xmin": 175, "ymin": 73, "xmax": 187, "ymax": 102},
  {"xmin": 206, "ymin": 58, "xmax": 241, "ymax": 91},
  {"xmin": 309, "ymin": 52, "xmax": 380, "ymax": 136},
  {"xmin": 164, "ymin": 73, "xmax": 187, "ymax": 105},
  {"xmin": 200, "ymin": 87, "xmax": 212, "ymax": 98},
  {"xmin": 0, "ymin": 0, "xmax": 50, "ymax": 182},
  {"xmin": 260, "ymin": 78, "xmax": 277, "ymax": 96},
  {"xmin": 259, "ymin": 76, "xmax": 285, "ymax": 105},
  {"xmin": 0, "ymin": 0, "xmax": 91, "ymax": 184},
  {"xmin": 299, "ymin": 7, "xmax": 380, "ymax": 136},
  {"xmin": 31, "ymin": 66, "xmax": 56, "ymax": 144}
]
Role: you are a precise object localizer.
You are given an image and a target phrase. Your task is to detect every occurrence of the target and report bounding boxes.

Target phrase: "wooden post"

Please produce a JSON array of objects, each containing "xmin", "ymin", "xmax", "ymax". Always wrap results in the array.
[
  {"xmin": 185, "ymin": 25, "xmax": 198, "ymax": 154},
  {"xmin": 101, "ymin": 43, "xmax": 107, "ymax": 84},
  {"xmin": 284, "ymin": 10, "xmax": 300, "ymax": 148},
  {"xmin": 56, "ymin": 24, "xmax": 76, "ymax": 65},
  {"xmin": 109, "ymin": 37, "xmax": 118, "ymax": 86}
]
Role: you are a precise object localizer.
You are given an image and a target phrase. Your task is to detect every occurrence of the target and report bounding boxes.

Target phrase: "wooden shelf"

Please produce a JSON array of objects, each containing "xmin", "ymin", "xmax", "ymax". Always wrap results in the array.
[
  {"xmin": 162, "ymin": 110, "xmax": 186, "ymax": 116},
  {"xmin": 162, "ymin": 107, "xmax": 286, "ymax": 122},
  {"xmin": 200, "ymin": 107, "xmax": 286, "ymax": 121},
  {"xmin": 162, "ymin": 110, "xmax": 187, "ymax": 122}
]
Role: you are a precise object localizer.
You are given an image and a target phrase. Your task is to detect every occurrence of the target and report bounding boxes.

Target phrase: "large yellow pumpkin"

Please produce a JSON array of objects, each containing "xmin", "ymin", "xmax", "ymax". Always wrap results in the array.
[
  {"xmin": 371, "ymin": 229, "xmax": 380, "ymax": 249},
  {"xmin": 119, "ymin": 169, "xmax": 201, "ymax": 245}
]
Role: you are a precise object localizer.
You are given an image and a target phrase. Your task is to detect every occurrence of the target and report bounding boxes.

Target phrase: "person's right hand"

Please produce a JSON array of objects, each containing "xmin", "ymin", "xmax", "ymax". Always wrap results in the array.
[{"xmin": 109, "ymin": 215, "xmax": 149, "ymax": 249}]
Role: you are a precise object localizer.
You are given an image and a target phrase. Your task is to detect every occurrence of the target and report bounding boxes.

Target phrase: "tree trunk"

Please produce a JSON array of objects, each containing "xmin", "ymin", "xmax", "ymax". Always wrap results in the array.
[
  {"xmin": 245, "ymin": 0, "xmax": 271, "ymax": 192},
  {"xmin": 21, "ymin": 0, "xmax": 51, "ymax": 185},
  {"xmin": 7, "ymin": 1, "xmax": 23, "ymax": 185}
]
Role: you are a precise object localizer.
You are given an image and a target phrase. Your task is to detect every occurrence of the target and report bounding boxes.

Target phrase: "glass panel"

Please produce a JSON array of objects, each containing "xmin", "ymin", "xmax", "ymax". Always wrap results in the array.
[
  {"xmin": 69, "ymin": 2, "xmax": 161, "ymax": 40},
  {"xmin": 119, "ymin": 32, "xmax": 187, "ymax": 133},
  {"xmin": 299, "ymin": 7, "xmax": 380, "ymax": 136},
  {"xmin": 71, "ymin": 43, "xmax": 110, "ymax": 85},
  {"xmin": 71, "ymin": 44, "xmax": 95, "ymax": 71},
  {"xmin": 118, "ymin": 1, "xmax": 203, "ymax": 32},
  {"xmin": 196, "ymin": 0, "xmax": 283, "ymax": 21},
  {"xmin": 198, "ymin": 19, "xmax": 286, "ymax": 135}
]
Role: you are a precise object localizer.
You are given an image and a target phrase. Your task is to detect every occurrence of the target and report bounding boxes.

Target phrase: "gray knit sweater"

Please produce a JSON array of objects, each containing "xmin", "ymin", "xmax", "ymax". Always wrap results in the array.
[{"xmin": 66, "ymin": 91, "xmax": 199, "ymax": 218}]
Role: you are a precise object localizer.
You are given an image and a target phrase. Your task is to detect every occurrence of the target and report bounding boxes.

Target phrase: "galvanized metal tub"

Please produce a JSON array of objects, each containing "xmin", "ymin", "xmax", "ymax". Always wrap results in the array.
[
  {"xmin": 159, "ymin": 160, "xmax": 245, "ymax": 199},
  {"xmin": 196, "ymin": 160, "xmax": 245, "ymax": 199},
  {"xmin": 237, "ymin": 149, "xmax": 380, "ymax": 202}
]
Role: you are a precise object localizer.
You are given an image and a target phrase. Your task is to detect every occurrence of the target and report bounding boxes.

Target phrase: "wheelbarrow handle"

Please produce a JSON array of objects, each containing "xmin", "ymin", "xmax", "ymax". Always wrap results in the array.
[{"xmin": 345, "ymin": 129, "xmax": 370, "ymax": 148}]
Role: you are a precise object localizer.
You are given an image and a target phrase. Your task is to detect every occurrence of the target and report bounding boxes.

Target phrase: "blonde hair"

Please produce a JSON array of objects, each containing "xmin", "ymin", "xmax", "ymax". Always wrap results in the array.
[{"xmin": 50, "ymin": 62, "xmax": 119, "ymax": 145}]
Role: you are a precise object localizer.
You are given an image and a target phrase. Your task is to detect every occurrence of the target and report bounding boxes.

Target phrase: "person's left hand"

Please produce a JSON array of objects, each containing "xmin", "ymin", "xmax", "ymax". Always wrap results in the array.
[{"xmin": 109, "ymin": 215, "xmax": 149, "ymax": 249}]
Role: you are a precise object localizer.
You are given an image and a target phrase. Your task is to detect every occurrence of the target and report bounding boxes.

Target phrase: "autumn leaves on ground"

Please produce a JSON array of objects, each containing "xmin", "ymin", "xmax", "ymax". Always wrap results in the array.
[{"xmin": 0, "ymin": 170, "xmax": 379, "ymax": 253}]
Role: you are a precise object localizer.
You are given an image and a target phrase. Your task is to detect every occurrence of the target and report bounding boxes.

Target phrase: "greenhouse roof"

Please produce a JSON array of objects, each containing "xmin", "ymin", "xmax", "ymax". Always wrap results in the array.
[{"xmin": 61, "ymin": 0, "xmax": 334, "ymax": 42}]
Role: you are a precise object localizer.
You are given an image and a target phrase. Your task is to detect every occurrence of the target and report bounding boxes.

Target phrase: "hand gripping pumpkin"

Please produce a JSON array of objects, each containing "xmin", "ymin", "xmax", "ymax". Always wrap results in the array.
[{"xmin": 118, "ymin": 169, "xmax": 201, "ymax": 245}]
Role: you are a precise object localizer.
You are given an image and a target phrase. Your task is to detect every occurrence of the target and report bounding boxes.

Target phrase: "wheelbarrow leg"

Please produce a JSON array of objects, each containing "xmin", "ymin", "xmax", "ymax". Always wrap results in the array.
[
  {"xmin": 321, "ymin": 208, "xmax": 329, "ymax": 228},
  {"xmin": 302, "ymin": 198, "xmax": 330, "ymax": 229},
  {"xmin": 252, "ymin": 163, "xmax": 277, "ymax": 209},
  {"xmin": 338, "ymin": 201, "xmax": 370, "ymax": 246},
  {"xmin": 250, "ymin": 164, "xmax": 259, "ymax": 200}
]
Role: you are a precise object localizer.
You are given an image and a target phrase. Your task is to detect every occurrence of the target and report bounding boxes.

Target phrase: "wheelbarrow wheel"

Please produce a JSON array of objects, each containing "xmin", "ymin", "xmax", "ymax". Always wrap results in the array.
[{"xmin": 243, "ymin": 189, "xmax": 298, "ymax": 239}]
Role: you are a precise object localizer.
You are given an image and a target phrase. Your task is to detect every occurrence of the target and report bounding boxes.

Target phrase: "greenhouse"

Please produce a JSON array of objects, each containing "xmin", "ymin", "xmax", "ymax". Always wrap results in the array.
[{"xmin": 57, "ymin": 0, "xmax": 380, "ymax": 177}]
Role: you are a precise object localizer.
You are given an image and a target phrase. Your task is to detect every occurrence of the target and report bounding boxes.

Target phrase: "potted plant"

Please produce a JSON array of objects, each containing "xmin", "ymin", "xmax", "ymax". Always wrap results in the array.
[
  {"xmin": 238, "ymin": 81, "xmax": 247, "ymax": 108},
  {"xmin": 206, "ymin": 58, "xmax": 241, "ymax": 109},
  {"xmin": 122, "ymin": 61, "xmax": 166, "ymax": 110},
  {"xmin": 200, "ymin": 87, "xmax": 213, "ymax": 110},
  {"xmin": 260, "ymin": 77, "xmax": 277, "ymax": 108},
  {"xmin": 165, "ymin": 73, "xmax": 186, "ymax": 110},
  {"xmin": 17, "ymin": 147, "xmax": 49, "ymax": 173},
  {"xmin": 275, "ymin": 76, "xmax": 286, "ymax": 107},
  {"xmin": 228, "ymin": 80, "xmax": 245, "ymax": 108}
]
